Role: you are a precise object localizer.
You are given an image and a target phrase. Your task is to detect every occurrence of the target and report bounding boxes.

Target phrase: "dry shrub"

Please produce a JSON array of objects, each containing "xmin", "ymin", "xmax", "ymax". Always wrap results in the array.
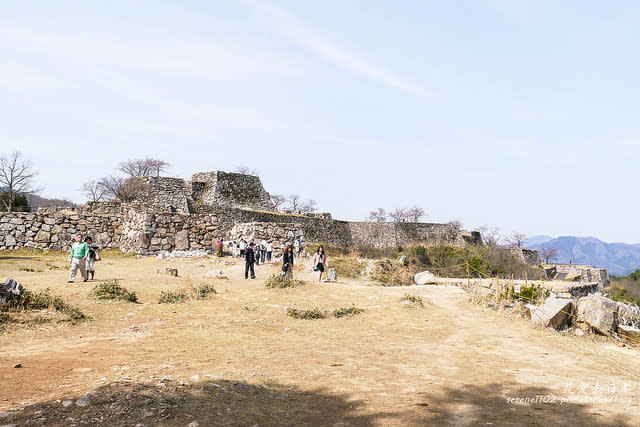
[
  {"xmin": 265, "ymin": 275, "xmax": 304, "ymax": 289},
  {"xmin": 90, "ymin": 280, "xmax": 138, "ymax": 303}
]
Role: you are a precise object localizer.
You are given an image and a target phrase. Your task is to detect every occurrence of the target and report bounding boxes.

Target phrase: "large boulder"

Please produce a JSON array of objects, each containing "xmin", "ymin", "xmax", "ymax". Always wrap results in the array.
[
  {"xmin": 528, "ymin": 296, "xmax": 575, "ymax": 330},
  {"xmin": 414, "ymin": 270, "xmax": 436, "ymax": 285},
  {"xmin": 175, "ymin": 230, "xmax": 190, "ymax": 250},
  {"xmin": 616, "ymin": 301, "xmax": 640, "ymax": 329},
  {"xmin": 1, "ymin": 278, "xmax": 24, "ymax": 302},
  {"xmin": 35, "ymin": 230, "xmax": 51, "ymax": 243},
  {"xmin": 618, "ymin": 325, "xmax": 640, "ymax": 342},
  {"xmin": 576, "ymin": 294, "xmax": 619, "ymax": 334}
]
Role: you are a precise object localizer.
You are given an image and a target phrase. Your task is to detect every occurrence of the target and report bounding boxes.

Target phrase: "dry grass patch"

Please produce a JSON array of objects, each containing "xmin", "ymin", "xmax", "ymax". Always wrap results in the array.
[
  {"xmin": 265, "ymin": 274, "xmax": 305, "ymax": 289},
  {"xmin": 0, "ymin": 288, "xmax": 89, "ymax": 330},
  {"xmin": 90, "ymin": 280, "xmax": 138, "ymax": 303},
  {"xmin": 330, "ymin": 258, "xmax": 365, "ymax": 279},
  {"xmin": 399, "ymin": 293, "xmax": 424, "ymax": 308},
  {"xmin": 158, "ymin": 283, "xmax": 217, "ymax": 304}
]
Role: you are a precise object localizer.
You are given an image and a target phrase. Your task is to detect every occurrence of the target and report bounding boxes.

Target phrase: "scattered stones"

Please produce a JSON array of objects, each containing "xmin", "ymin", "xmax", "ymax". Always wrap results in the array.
[
  {"xmin": 62, "ymin": 400, "xmax": 73, "ymax": 408},
  {"xmin": 156, "ymin": 250, "xmax": 209, "ymax": 259},
  {"xmin": 75, "ymin": 394, "xmax": 94, "ymax": 407},
  {"xmin": 164, "ymin": 268, "xmax": 179, "ymax": 277},
  {"xmin": 414, "ymin": 270, "xmax": 436, "ymax": 285},
  {"xmin": 187, "ymin": 421, "xmax": 200, "ymax": 427}
]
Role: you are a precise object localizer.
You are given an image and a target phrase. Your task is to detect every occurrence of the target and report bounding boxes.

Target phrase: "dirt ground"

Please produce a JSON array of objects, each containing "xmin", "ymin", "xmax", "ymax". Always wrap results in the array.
[{"xmin": 1, "ymin": 251, "xmax": 639, "ymax": 426}]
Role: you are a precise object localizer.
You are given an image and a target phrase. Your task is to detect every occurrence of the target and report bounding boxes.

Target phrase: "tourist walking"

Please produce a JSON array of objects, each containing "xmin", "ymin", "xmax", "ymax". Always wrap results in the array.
[
  {"xmin": 281, "ymin": 245, "xmax": 295, "ymax": 278},
  {"xmin": 84, "ymin": 236, "xmax": 98, "ymax": 280},
  {"xmin": 231, "ymin": 241, "xmax": 238, "ymax": 258},
  {"xmin": 312, "ymin": 245, "xmax": 328, "ymax": 282},
  {"xmin": 266, "ymin": 241, "xmax": 273, "ymax": 262},
  {"xmin": 259, "ymin": 239, "xmax": 267, "ymax": 264},
  {"xmin": 68, "ymin": 234, "xmax": 88, "ymax": 283},
  {"xmin": 217, "ymin": 238, "xmax": 224, "ymax": 257},
  {"xmin": 239, "ymin": 239, "xmax": 246, "ymax": 258},
  {"xmin": 245, "ymin": 242, "xmax": 256, "ymax": 279}
]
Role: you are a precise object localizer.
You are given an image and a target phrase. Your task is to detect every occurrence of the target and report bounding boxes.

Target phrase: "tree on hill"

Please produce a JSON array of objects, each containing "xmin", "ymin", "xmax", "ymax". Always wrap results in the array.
[
  {"xmin": 81, "ymin": 180, "xmax": 106, "ymax": 202},
  {"xmin": 367, "ymin": 208, "xmax": 387, "ymax": 222},
  {"xmin": 539, "ymin": 246, "xmax": 558, "ymax": 264},
  {"xmin": 98, "ymin": 176, "xmax": 148, "ymax": 202},
  {"xmin": 119, "ymin": 158, "xmax": 170, "ymax": 177},
  {"xmin": 0, "ymin": 192, "xmax": 29, "ymax": 212},
  {"xmin": 0, "ymin": 151, "xmax": 41, "ymax": 212},
  {"xmin": 235, "ymin": 165, "xmax": 259, "ymax": 176},
  {"xmin": 270, "ymin": 194, "xmax": 286, "ymax": 211},
  {"xmin": 507, "ymin": 232, "xmax": 526, "ymax": 249}
]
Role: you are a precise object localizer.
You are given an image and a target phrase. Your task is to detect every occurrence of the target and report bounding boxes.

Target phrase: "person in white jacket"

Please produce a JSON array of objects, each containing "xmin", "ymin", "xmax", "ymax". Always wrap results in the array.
[{"xmin": 312, "ymin": 245, "xmax": 328, "ymax": 282}]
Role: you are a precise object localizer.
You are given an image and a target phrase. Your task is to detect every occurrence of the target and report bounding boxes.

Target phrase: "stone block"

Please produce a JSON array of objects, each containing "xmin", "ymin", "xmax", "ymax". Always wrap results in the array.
[{"xmin": 528, "ymin": 296, "xmax": 574, "ymax": 330}]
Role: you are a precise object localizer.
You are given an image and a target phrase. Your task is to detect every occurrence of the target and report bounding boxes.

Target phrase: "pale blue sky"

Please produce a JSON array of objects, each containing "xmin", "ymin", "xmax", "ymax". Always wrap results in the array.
[{"xmin": 1, "ymin": 1, "xmax": 638, "ymax": 242}]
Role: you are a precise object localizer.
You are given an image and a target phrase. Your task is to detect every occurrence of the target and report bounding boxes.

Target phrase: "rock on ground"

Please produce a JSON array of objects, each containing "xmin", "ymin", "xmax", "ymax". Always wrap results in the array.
[
  {"xmin": 414, "ymin": 270, "xmax": 436, "ymax": 285},
  {"xmin": 528, "ymin": 296, "xmax": 574, "ymax": 330},
  {"xmin": 618, "ymin": 325, "xmax": 640, "ymax": 342},
  {"xmin": 576, "ymin": 294, "xmax": 619, "ymax": 334}
]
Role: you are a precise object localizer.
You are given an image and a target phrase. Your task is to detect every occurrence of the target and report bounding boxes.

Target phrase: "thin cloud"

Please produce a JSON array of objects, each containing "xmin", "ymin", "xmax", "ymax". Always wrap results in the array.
[{"xmin": 242, "ymin": 0, "xmax": 428, "ymax": 97}]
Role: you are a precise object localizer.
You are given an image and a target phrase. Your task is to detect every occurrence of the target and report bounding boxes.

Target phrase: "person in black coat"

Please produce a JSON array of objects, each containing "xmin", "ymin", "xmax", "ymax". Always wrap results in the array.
[
  {"xmin": 245, "ymin": 242, "xmax": 256, "ymax": 279},
  {"xmin": 281, "ymin": 245, "xmax": 295, "ymax": 278}
]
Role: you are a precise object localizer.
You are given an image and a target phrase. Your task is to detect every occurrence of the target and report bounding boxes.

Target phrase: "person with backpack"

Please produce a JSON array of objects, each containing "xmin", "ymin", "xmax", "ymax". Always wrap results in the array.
[
  {"xmin": 312, "ymin": 245, "xmax": 328, "ymax": 282},
  {"xmin": 266, "ymin": 241, "xmax": 273, "ymax": 263},
  {"xmin": 281, "ymin": 245, "xmax": 295, "ymax": 278},
  {"xmin": 259, "ymin": 239, "xmax": 267, "ymax": 264},
  {"xmin": 245, "ymin": 242, "xmax": 256, "ymax": 279},
  {"xmin": 84, "ymin": 236, "xmax": 99, "ymax": 281}
]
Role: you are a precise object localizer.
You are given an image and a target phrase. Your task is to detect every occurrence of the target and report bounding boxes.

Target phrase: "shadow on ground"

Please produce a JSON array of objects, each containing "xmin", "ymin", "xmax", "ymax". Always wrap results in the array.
[{"xmin": 1, "ymin": 380, "xmax": 631, "ymax": 426}]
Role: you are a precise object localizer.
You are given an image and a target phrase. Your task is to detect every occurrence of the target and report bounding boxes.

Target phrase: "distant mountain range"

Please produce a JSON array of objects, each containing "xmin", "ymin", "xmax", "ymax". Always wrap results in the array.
[{"xmin": 523, "ymin": 236, "xmax": 640, "ymax": 276}]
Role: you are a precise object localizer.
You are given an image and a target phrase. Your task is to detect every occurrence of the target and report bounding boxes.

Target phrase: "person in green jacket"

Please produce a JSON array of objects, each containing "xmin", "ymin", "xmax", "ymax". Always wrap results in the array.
[{"xmin": 68, "ymin": 234, "xmax": 88, "ymax": 283}]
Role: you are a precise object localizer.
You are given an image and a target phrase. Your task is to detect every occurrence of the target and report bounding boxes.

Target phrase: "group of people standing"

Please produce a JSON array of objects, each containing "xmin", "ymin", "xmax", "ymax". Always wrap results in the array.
[
  {"xmin": 243, "ymin": 242, "xmax": 328, "ymax": 282},
  {"xmin": 68, "ymin": 233, "xmax": 99, "ymax": 283}
]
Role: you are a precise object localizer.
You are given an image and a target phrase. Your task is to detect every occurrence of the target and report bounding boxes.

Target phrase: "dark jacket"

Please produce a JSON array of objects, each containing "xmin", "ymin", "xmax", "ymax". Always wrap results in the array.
[
  {"xmin": 245, "ymin": 247, "xmax": 255, "ymax": 264},
  {"xmin": 282, "ymin": 252, "xmax": 295, "ymax": 269}
]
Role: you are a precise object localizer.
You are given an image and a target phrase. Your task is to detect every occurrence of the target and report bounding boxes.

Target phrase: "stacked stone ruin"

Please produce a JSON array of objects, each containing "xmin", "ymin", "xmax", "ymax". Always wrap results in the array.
[{"xmin": 0, "ymin": 170, "xmax": 466, "ymax": 254}]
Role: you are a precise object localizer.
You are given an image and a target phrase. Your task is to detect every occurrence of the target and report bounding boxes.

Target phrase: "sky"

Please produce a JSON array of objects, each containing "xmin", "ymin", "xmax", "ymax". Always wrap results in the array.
[{"xmin": 1, "ymin": 0, "xmax": 639, "ymax": 243}]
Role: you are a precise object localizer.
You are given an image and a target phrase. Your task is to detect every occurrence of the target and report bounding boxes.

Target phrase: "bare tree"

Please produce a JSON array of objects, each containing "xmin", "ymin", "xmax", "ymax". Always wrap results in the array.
[
  {"xmin": 146, "ymin": 159, "xmax": 171, "ymax": 176},
  {"xmin": 98, "ymin": 176, "xmax": 148, "ymax": 202},
  {"xmin": 81, "ymin": 180, "xmax": 106, "ymax": 202},
  {"xmin": 270, "ymin": 194, "xmax": 286, "ymax": 211},
  {"xmin": 287, "ymin": 194, "xmax": 301, "ymax": 211},
  {"xmin": 507, "ymin": 232, "xmax": 527, "ymax": 249},
  {"xmin": 367, "ymin": 208, "xmax": 387, "ymax": 222},
  {"xmin": 299, "ymin": 199, "xmax": 317, "ymax": 213},
  {"xmin": 539, "ymin": 246, "xmax": 559, "ymax": 264},
  {"xmin": 0, "ymin": 151, "xmax": 41, "ymax": 212},
  {"xmin": 389, "ymin": 208, "xmax": 409, "ymax": 223},
  {"xmin": 406, "ymin": 205, "xmax": 425, "ymax": 222},
  {"xmin": 235, "ymin": 165, "xmax": 259, "ymax": 176},
  {"xmin": 478, "ymin": 225, "xmax": 502, "ymax": 247},
  {"xmin": 119, "ymin": 158, "xmax": 170, "ymax": 177}
]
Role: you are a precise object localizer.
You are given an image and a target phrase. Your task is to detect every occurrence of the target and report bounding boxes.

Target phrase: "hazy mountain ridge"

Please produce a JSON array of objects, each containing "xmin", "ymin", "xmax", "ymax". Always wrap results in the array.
[{"xmin": 524, "ymin": 235, "xmax": 640, "ymax": 276}]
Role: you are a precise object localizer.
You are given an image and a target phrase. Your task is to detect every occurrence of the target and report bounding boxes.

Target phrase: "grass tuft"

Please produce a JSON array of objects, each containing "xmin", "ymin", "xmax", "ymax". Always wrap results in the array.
[
  {"xmin": 1, "ymin": 288, "xmax": 89, "ymax": 323},
  {"xmin": 287, "ymin": 307, "xmax": 327, "ymax": 320},
  {"xmin": 400, "ymin": 293, "xmax": 424, "ymax": 307},
  {"xmin": 265, "ymin": 275, "xmax": 304, "ymax": 289},
  {"xmin": 158, "ymin": 284, "xmax": 217, "ymax": 304},
  {"xmin": 333, "ymin": 305, "xmax": 364, "ymax": 318},
  {"xmin": 90, "ymin": 280, "xmax": 138, "ymax": 303}
]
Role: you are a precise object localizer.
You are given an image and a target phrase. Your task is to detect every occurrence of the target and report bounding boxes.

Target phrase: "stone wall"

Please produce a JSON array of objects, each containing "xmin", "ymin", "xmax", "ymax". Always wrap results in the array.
[
  {"xmin": 0, "ymin": 202, "xmax": 471, "ymax": 254},
  {"xmin": 229, "ymin": 222, "xmax": 305, "ymax": 255},
  {"xmin": 191, "ymin": 171, "xmax": 274, "ymax": 211},
  {"xmin": 545, "ymin": 264, "xmax": 611, "ymax": 286},
  {"xmin": 139, "ymin": 177, "xmax": 191, "ymax": 213},
  {"xmin": 0, "ymin": 203, "xmax": 123, "ymax": 251},
  {"xmin": 346, "ymin": 221, "xmax": 464, "ymax": 248}
]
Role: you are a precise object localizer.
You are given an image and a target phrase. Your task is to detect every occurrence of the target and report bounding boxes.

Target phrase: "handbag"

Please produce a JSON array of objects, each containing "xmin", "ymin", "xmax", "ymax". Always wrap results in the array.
[{"xmin": 95, "ymin": 252, "xmax": 101, "ymax": 261}]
